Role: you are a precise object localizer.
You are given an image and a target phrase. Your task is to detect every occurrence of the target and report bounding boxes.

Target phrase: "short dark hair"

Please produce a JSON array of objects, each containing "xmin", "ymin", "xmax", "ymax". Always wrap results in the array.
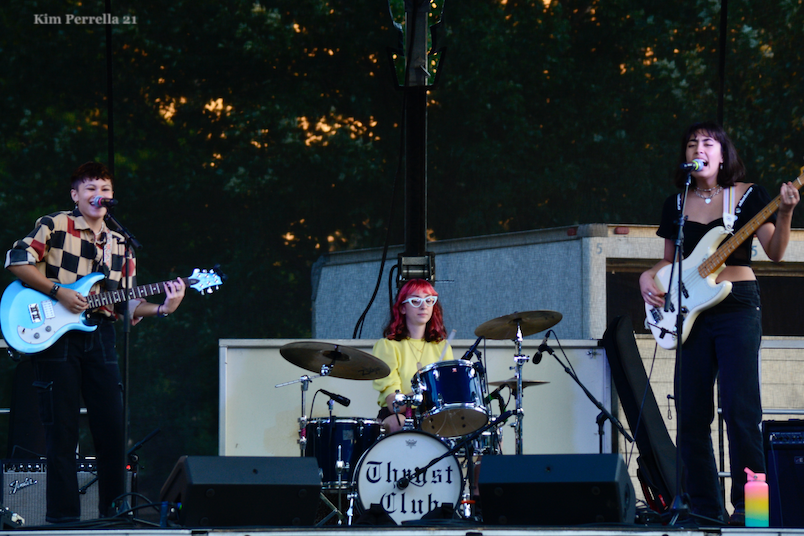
[
  {"xmin": 673, "ymin": 121, "xmax": 745, "ymax": 189},
  {"xmin": 70, "ymin": 161, "xmax": 113, "ymax": 190}
]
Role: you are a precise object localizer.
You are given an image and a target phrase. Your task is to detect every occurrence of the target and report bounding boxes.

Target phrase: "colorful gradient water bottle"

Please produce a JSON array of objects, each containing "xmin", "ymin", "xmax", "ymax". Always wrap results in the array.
[{"xmin": 744, "ymin": 468, "xmax": 769, "ymax": 527}]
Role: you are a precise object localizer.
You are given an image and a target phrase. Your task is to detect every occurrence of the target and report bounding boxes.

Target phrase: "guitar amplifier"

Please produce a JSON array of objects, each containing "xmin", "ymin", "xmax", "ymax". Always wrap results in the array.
[
  {"xmin": 763, "ymin": 420, "xmax": 804, "ymax": 528},
  {"xmin": 2, "ymin": 459, "xmax": 133, "ymax": 527}
]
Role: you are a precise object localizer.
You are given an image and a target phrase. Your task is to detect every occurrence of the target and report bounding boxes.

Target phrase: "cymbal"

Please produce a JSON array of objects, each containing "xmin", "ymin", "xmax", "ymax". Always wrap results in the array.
[
  {"xmin": 280, "ymin": 341, "xmax": 390, "ymax": 380},
  {"xmin": 489, "ymin": 378, "xmax": 550, "ymax": 392},
  {"xmin": 474, "ymin": 310, "xmax": 562, "ymax": 340}
]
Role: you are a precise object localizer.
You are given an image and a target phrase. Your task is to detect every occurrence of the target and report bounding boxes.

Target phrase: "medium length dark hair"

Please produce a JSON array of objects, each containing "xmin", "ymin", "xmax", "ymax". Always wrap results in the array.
[
  {"xmin": 673, "ymin": 121, "xmax": 745, "ymax": 189},
  {"xmin": 383, "ymin": 279, "xmax": 446, "ymax": 342}
]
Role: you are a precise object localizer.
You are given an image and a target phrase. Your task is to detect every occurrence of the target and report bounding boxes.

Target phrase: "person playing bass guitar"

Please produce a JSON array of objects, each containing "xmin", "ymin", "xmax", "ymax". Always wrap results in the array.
[{"xmin": 639, "ymin": 121, "xmax": 799, "ymax": 525}]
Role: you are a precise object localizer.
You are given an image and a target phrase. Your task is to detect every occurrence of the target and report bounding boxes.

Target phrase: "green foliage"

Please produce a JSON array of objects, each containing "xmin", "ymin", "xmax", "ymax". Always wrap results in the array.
[{"xmin": 1, "ymin": 0, "xmax": 803, "ymax": 507}]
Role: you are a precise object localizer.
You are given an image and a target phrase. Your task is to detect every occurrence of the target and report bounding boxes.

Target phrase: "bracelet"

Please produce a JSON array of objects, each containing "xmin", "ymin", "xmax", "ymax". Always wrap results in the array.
[
  {"xmin": 156, "ymin": 305, "xmax": 169, "ymax": 318},
  {"xmin": 49, "ymin": 284, "xmax": 61, "ymax": 299}
]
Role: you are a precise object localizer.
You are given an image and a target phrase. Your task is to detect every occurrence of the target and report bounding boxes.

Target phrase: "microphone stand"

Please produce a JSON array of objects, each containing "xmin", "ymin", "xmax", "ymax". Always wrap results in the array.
[
  {"xmin": 104, "ymin": 211, "xmax": 142, "ymax": 491},
  {"xmin": 665, "ymin": 174, "xmax": 718, "ymax": 525},
  {"xmin": 546, "ymin": 349, "xmax": 633, "ymax": 452}
]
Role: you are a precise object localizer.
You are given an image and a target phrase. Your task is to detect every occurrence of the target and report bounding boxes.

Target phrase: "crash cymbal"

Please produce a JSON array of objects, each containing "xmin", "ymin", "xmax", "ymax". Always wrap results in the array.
[
  {"xmin": 474, "ymin": 310, "xmax": 562, "ymax": 340},
  {"xmin": 488, "ymin": 378, "xmax": 550, "ymax": 392},
  {"xmin": 280, "ymin": 341, "xmax": 390, "ymax": 380}
]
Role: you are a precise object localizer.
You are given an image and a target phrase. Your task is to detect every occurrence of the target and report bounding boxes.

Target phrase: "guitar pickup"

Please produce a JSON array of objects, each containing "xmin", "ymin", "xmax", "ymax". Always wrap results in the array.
[
  {"xmin": 28, "ymin": 300, "xmax": 56, "ymax": 325},
  {"xmin": 650, "ymin": 308, "xmax": 663, "ymax": 323}
]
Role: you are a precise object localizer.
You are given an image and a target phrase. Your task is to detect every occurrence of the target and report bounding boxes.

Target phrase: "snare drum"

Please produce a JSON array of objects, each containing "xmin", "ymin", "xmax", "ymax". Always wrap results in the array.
[
  {"xmin": 414, "ymin": 360, "xmax": 488, "ymax": 437},
  {"xmin": 354, "ymin": 430, "xmax": 463, "ymax": 524},
  {"xmin": 303, "ymin": 417, "xmax": 382, "ymax": 489}
]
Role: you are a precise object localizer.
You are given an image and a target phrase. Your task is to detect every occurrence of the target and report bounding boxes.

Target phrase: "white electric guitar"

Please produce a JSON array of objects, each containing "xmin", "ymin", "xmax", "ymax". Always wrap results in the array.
[
  {"xmin": 1, "ymin": 267, "xmax": 225, "ymax": 354},
  {"xmin": 646, "ymin": 172, "xmax": 804, "ymax": 350}
]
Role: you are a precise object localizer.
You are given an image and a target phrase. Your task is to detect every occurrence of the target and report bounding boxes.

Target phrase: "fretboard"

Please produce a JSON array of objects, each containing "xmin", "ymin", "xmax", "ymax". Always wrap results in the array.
[
  {"xmin": 86, "ymin": 277, "xmax": 190, "ymax": 309},
  {"xmin": 698, "ymin": 175, "xmax": 804, "ymax": 277}
]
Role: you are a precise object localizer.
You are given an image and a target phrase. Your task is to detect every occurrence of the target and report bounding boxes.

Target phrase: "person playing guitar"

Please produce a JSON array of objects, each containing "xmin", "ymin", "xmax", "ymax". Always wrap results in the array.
[
  {"xmin": 3, "ymin": 161, "xmax": 186, "ymax": 523},
  {"xmin": 639, "ymin": 122, "xmax": 799, "ymax": 525}
]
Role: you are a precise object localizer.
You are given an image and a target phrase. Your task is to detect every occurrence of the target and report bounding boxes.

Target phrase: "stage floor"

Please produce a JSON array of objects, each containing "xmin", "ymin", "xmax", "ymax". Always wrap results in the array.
[{"xmin": 1, "ymin": 526, "xmax": 803, "ymax": 536}]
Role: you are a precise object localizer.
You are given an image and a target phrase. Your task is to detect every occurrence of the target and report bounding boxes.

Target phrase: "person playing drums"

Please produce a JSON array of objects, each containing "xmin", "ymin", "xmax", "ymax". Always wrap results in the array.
[{"xmin": 372, "ymin": 279, "xmax": 453, "ymax": 434}]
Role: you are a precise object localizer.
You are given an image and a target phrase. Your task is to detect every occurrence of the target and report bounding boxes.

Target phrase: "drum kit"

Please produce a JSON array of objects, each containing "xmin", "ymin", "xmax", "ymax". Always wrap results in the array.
[{"xmin": 275, "ymin": 310, "xmax": 562, "ymax": 525}]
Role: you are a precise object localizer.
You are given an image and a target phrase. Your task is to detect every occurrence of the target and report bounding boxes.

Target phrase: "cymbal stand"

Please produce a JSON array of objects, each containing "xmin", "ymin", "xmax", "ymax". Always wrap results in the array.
[
  {"xmin": 511, "ymin": 323, "xmax": 529, "ymax": 454},
  {"xmin": 275, "ymin": 373, "xmax": 319, "ymax": 456}
]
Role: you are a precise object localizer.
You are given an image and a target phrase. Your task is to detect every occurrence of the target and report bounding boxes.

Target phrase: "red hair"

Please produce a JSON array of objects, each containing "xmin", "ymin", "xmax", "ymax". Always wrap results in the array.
[{"xmin": 383, "ymin": 279, "xmax": 446, "ymax": 342}]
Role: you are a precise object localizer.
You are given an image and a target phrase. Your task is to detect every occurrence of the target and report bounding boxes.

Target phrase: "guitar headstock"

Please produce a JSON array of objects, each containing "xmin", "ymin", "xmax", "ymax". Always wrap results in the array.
[{"xmin": 187, "ymin": 267, "xmax": 226, "ymax": 294}]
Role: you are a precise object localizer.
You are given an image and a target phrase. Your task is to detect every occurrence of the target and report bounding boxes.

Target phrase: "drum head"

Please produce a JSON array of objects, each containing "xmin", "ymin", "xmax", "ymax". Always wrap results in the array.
[{"xmin": 354, "ymin": 430, "xmax": 462, "ymax": 524}]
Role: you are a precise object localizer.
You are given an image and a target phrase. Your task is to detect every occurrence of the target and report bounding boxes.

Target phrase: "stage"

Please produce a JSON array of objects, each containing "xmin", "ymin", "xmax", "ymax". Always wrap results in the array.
[{"xmin": 0, "ymin": 523, "xmax": 801, "ymax": 536}]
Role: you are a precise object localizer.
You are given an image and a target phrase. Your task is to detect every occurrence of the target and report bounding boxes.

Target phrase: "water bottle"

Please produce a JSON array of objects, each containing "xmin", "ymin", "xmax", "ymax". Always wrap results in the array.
[{"xmin": 744, "ymin": 467, "xmax": 769, "ymax": 527}]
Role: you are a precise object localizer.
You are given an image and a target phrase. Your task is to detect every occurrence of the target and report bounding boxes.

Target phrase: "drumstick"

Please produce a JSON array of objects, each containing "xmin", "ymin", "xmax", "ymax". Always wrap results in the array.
[{"xmin": 440, "ymin": 329, "xmax": 457, "ymax": 360}]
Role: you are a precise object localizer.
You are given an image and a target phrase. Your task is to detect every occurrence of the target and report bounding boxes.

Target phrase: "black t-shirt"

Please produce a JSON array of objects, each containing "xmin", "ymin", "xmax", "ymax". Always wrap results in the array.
[{"xmin": 656, "ymin": 183, "xmax": 776, "ymax": 267}]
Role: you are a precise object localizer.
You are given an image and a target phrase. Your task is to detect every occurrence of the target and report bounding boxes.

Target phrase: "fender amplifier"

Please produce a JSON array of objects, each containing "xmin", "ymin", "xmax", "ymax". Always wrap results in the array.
[{"xmin": 2, "ymin": 459, "xmax": 133, "ymax": 527}]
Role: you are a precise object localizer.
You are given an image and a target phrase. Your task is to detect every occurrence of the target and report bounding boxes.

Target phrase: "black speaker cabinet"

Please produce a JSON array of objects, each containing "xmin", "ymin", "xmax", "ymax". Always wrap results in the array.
[
  {"xmin": 159, "ymin": 456, "xmax": 321, "ymax": 527},
  {"xmin": 2, "ymin": 459, "xmax": 133, "ymax": 526},
  {"xmin": 764, "ymin": 420, "xmax": 804, "ymax": 528},
  {"xmin": 478, "ymin": 454, "xmax": 635, "ymax": 525}
]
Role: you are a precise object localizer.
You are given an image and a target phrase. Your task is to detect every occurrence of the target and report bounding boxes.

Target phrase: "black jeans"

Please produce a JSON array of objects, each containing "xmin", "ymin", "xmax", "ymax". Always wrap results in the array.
[
  {"xmin": 31, "ymin": 323, "xmax": 125, "ymax": 523},
  {"xmin": 675, "ymin": 280, "xmax": 765, "ymax": 521}
]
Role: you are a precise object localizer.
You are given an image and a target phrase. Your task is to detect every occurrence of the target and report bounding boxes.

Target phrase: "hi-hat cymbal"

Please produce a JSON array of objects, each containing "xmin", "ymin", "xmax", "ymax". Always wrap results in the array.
[
  {"xmin": 280, "ymin": 341, "xmax": 390, "ymax": 380},
  {"xmin": 489, "ymin": 378, "xmax": 550, "ymax": 392},
  {"xmin": 474, "ymin": 310, "xmax": 562, "ymax": 340}
]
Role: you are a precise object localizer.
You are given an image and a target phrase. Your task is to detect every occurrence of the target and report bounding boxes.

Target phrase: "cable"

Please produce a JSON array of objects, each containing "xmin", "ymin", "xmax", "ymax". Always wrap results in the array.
[{"xmin": 352, "ymin": 1, "xmax": 424, "ymax": 339}]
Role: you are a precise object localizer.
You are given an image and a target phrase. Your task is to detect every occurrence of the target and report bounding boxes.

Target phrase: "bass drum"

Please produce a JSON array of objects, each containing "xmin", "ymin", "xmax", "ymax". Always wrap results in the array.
[{"xmin": 354, "ymin": 430, "xmax": 463, "ymax": 524}]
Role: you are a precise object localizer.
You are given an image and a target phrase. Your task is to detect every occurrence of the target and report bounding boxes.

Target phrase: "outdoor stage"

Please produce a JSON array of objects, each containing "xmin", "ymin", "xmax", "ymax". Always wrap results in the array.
[{"xmin": 0, "ymin": 524, "xmax": 801, "ymax": 536}]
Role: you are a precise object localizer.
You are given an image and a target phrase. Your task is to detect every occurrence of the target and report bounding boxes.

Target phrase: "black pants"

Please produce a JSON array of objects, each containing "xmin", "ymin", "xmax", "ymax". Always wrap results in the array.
[
  {"xmin": 31, "ymin": 323, "xmax": 125, "ymax": 523},
  {"xmin": 676, "ymin": 281, "xmax": 765, "ymax": 520}
]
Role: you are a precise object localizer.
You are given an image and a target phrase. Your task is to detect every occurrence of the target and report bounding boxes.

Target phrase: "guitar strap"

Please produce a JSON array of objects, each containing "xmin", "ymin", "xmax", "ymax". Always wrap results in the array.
[{"xmin": 722, "ymin": 186, "xmax": 737, "ymax": 234}]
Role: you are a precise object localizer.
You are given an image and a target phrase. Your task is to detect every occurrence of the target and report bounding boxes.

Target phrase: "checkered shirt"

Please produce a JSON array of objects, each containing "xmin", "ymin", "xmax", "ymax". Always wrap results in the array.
[{"xmin": 4, "ymin": 209, "xmax": 137, "ymax": 318}]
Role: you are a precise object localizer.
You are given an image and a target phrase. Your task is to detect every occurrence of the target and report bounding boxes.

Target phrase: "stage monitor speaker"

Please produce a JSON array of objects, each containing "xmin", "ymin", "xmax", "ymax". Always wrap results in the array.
[
  {"xmin": 763, "ymin": 420, "xmax": 804, "ymax": 528},
  {"xmin": 478, "ymin": 454, "xmax": 635, "ymax": 525},
  {"xmin": 159, "ymin": 455, "xmax": 321, "ymax": 527},
  {"xmin": 2, "ymin": 459, "xmax": 133, "ymax": 526}
]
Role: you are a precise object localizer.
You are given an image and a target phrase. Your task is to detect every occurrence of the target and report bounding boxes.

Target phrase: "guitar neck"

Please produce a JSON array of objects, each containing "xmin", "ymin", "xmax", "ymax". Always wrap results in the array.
[
  {"xmin": 85, "ymin": 277, "xmax": 189, "ymax": 309},
  {"xmin": 699, "ymin": 174, "xmax": 804, "ymax": 277}
]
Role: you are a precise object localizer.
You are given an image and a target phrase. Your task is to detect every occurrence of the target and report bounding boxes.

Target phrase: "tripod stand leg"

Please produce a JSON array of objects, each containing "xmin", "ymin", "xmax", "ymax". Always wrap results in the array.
[{"xmin": 316, "ymin": 492, "xmax": 346, "ymax": 526}]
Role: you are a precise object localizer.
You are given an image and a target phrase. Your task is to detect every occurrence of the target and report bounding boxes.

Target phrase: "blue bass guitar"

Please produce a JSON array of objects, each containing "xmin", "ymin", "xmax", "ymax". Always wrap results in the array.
[{"xmin": 1, "ymin": 268, "xmax": 223, "ymax": 354}]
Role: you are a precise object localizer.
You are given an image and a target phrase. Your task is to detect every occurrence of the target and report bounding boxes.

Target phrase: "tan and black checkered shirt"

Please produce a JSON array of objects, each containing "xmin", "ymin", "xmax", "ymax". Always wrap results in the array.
[{"xmin": 5, "ymin": 209, "xmax": 137, "ymax": 318}]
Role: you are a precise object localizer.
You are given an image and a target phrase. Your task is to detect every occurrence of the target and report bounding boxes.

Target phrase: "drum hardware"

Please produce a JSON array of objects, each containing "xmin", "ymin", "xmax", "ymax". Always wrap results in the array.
[
  {"xmin": 317, "ymin": 492, "xmax": 346, "ymax": 526},
  {"xmin": 474, "ymin": 310, "xmax": 562, "ymax": 455}
]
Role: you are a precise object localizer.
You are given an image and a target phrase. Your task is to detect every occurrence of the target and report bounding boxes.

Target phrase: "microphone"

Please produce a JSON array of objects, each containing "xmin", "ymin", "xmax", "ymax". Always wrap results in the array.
[
  {"xmin": 89, "ymin": 196, "xmax": 118, "ymax": 208},
  {"xmin": 679, "ymin": 159, "xmax": 706, "ymax": 172},
  {"xmin": 533, "ymin": 331, "xmax": 553, "ymax": 365},
  {"xmin": 320, "ymin": 389, "xmax": 351, "ymax": 407},
  {"xmin": 462, "ymin": 336, "xmax": 484, "ymax": 360}
]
